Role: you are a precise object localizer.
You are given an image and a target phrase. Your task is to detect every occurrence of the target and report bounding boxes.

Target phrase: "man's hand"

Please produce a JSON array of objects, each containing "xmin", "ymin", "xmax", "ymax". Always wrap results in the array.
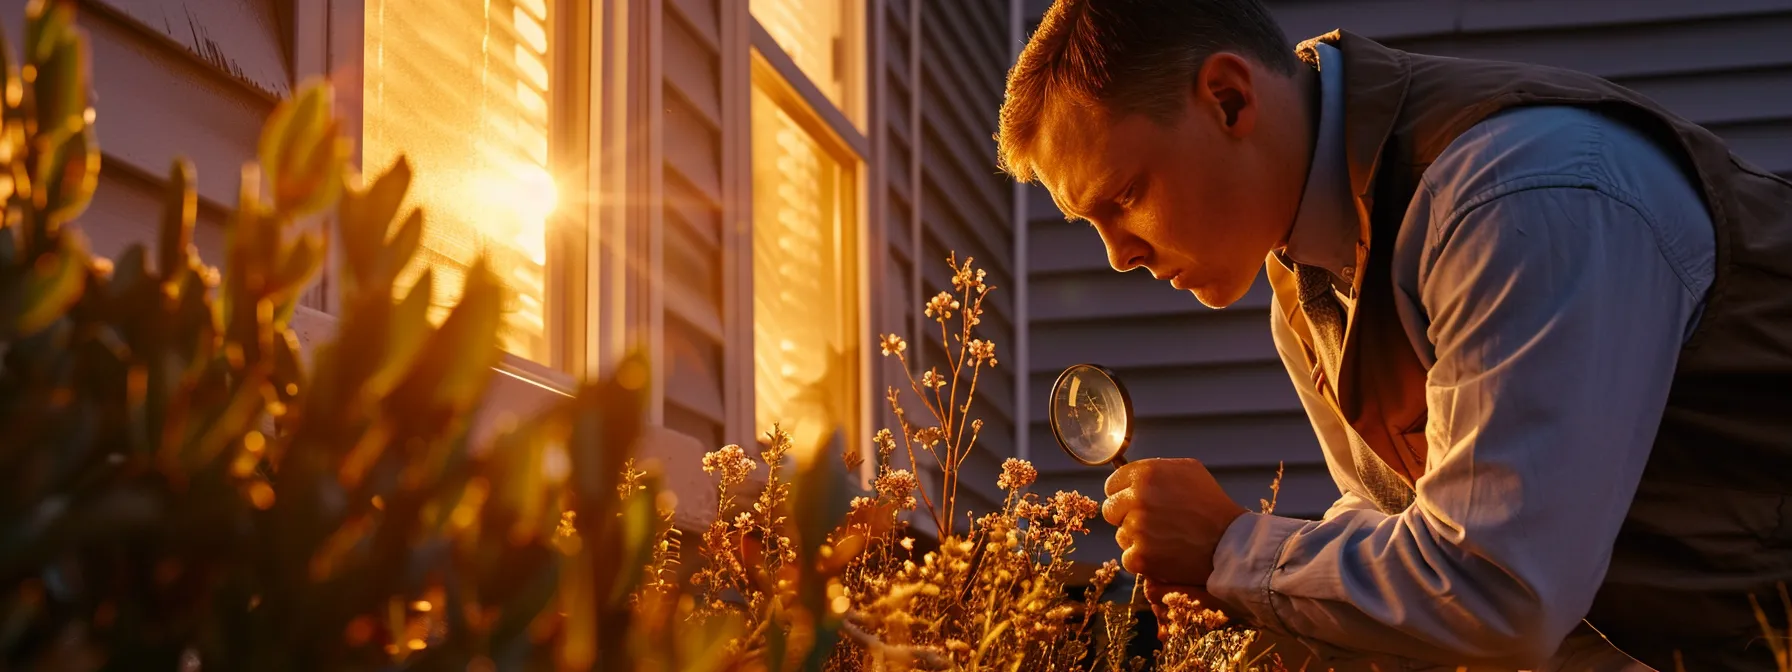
[{"xmin": 1103, "ymin": 458, "xmax": 1248, "ymax": 586}]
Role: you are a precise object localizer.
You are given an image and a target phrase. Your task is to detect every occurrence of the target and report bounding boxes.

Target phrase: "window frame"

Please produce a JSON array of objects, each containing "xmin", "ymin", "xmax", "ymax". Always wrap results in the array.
[
  {"xmin": 311, "ymin": 0, "xmax": 595, "ymax": 394},
  {"xmin": 298, "ymin": 0, "xmax": 638, "ymax": 453},
  {"xmin": 307, "ymin": 0, "xmax": 881, "ymax": 467},
  {"xmin": 743, "ymin": 7, "xmax": 873, "ymax": 477}
]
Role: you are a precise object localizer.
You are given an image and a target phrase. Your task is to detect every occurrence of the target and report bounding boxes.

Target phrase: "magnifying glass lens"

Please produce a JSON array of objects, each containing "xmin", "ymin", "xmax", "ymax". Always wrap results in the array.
[{"xmin": 1049, "ymin": 364, "xmax": 1132, "ymax": 466}]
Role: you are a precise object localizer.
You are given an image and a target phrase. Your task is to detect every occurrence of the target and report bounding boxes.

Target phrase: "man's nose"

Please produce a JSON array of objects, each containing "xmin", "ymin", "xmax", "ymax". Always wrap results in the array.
[{"xmin": 1098, "ymin": 225, "xmax": 1148, "ymax": 273}]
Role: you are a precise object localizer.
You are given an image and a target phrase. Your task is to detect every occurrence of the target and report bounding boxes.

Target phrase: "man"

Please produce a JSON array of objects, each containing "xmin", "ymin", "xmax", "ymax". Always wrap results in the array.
[{"xmin": 997, "ymin": 1, "xmax": 1792, "ymax": 670}]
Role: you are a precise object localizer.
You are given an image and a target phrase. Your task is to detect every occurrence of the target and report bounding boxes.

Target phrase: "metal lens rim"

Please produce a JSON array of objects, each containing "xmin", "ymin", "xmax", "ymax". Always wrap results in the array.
[{"xmin": 1047, "ymin": 363, "xmax": 1135, "ymax": 467}]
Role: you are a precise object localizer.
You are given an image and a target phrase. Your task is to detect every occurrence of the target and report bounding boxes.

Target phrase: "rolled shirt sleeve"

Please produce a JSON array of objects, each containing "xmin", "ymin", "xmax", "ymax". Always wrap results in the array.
[{"xmin": 1209, "ymin": 175, "xmax": 1709, "ymax": 667}]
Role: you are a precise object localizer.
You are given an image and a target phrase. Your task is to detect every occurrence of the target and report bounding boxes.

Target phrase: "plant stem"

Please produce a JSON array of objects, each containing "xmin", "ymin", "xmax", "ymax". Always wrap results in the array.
[
  {"xmin": 946, "ymin": 318, "xmax": 960, "ymax": 465},
  {"xmin": 887, "ymin": 387, "xmax": 942, "ymax": 531},
  {"xmin": 970, "ymin": 618, "xmax": 1014, "ymax": 670},
  {"xmin": 955, "ymin": 360, "xmax": 984, "ymax": 466},
  {"xmin": 895, "ymin": 351, "xmax": 947, "ymax": 426}
]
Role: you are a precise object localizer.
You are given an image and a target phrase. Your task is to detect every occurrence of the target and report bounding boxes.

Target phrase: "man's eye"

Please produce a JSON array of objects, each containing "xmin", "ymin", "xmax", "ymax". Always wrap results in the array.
[{"xmin": 1118, "ymin": 182, "xmax": 1140, "ymax": 208}]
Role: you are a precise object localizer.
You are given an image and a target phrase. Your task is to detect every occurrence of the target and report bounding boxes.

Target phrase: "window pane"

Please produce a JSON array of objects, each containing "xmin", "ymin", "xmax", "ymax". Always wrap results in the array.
[
  {"xmin": 364, "ymin": 0, "xmax": 556, "ymax": 362},
  {"xmin": 750, "ymin": 0, "xmax": 847, "ymax": 108},
  {"xmin": 752, "ymin": 84, "xmax": 856, "ymax": 457}
]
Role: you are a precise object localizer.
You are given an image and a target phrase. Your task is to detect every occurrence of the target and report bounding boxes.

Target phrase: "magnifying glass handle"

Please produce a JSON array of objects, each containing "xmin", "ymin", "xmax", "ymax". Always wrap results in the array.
[{"xmin": 1109, "ymin": 454, "xmax": 1128, "ymax": 468}]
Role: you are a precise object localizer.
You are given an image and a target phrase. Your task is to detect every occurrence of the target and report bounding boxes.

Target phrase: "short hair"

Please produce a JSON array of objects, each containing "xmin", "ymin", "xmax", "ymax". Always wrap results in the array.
[{"xmin": 997, "ymin": 0, "xmax": 1298, "ymax": 183}]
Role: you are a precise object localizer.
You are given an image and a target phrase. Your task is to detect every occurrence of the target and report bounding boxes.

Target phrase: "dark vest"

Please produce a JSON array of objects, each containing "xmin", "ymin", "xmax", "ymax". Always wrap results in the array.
[{"xmin": 1277, "ymin": 30, "xmax": 1792, "ymax": 670}]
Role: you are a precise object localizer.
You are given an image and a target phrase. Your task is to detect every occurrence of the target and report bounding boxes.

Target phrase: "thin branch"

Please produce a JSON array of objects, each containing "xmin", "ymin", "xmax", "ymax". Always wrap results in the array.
[
  {"xmin": 954, "ymin": 359, "xmax": 984, "ymax": 465},
  {"xmin": 840, "ymin": 618, "xmax": 954, "ymax": 670},
  {"xmin": 894, "ymin": 351, "xmax": 948, "ymax": 429},
  {"xmin": 888, "ymin": 388, "xmax": 942, "ymax": 531},
  {"xmin": 939, "ymin": 316, "xmax": 956, "ymax": 435}
]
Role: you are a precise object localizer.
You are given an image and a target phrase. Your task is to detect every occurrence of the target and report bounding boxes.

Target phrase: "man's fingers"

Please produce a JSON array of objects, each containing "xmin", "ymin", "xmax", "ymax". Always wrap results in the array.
[
  {"xmin": 1113, "ymin": 523, "xmax": 1133, "ymax": 551},
  {"xmin": 1101, "ymin": 487, "xmax": 1137, "ymax": 527},
  {"xmin": 1105, "ymin": 460, "xmax": 1146, "ymax": 496},
  {"xmin": 1121, "ymin": 546, "xmax": 1147, "ymax": 576}
]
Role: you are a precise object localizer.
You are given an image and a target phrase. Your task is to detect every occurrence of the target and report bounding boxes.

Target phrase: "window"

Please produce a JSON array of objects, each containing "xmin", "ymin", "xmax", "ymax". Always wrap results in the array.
[
  {"xmin": 750, "ymin": 67, "xmax": 859, "ymax": 459},
  {"xmin": 362, "ymin": 0, "xmax": 559, "ymax": 363},
  {"xmin": 750, "ymin": 0, "xmax": 855, "ymax": 116}
]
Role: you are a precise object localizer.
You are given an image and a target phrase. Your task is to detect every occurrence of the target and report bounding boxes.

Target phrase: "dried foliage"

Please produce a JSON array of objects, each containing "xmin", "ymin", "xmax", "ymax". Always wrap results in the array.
[
  {"xmin": 668, "ymin": 252, "xmax": 1288, "ymax": 671},
  {"xmin": 0, "ymin": 5, "xmax": 752, "ymax": 670}
]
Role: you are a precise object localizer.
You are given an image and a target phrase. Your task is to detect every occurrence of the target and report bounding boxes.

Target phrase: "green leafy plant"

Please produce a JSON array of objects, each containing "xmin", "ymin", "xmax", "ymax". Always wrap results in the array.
[{"xmin": 0, "ymin": 4, "xmax": 763, "ymax": 670}]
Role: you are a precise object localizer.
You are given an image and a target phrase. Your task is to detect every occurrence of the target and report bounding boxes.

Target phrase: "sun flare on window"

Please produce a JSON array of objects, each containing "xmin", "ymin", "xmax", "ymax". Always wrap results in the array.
[{"xmin": 364, "ymin": 0, "xmax": 556, "ymax": 362}]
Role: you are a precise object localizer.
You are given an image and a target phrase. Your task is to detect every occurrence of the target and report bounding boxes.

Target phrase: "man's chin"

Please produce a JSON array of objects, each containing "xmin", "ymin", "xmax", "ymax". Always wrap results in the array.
[{"xmin": 1188, "ymin": 283, "xmax": 1247, "ymax": 309}]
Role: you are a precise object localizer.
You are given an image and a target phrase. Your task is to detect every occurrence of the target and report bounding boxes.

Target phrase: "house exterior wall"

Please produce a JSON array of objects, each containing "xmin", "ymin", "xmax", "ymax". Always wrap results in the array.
[
  {"xmin": 1021, "ymin": 0, "xmax": 1792, "ymax": 557},
  {"xmin": 33, "ymin": 0, "xmax": 1024, "ymax": 527},
  {"xmin": 872, "ymin": 0, "xmax": 1019, "ymax": 518},
  {"xmin": 0, "ymin": 1, "xmax": 282, "ymax": 265},
  {"xmin": 660, "ymin": 0, "xmax": 734, "ymax": 452}
]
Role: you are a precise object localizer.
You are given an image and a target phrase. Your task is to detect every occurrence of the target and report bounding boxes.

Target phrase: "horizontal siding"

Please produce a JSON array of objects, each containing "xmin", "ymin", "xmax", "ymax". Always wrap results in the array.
[
  {"xmin": 870, "ymin": 0, "xmax": 1018, "ymax": 517},
  {"xmin": 0, "ymin": 0, "xmax": 271, "ymax": 306},
  {"xmin": 89, "ymin": 0, "xmax": 291, "ymax": 97},
  {"xmin": 1274, "ymin": 0, "xmax": 1792, "ymax": 176},
  {"xmin": 872, "ymin": 0, "xmax": 920, "ymax": 472},
  {"xmin": 1023, "ymin": 0, "xmax": 1792, "ymax": 526},
  {"xmin": 1030, "ymin": 264, "xmax": 1275, "ymax": 322},
  {"xmin": 1386, "ymin": 16, "xmax": 1792, "ymax": 80},
  {"xmin": 1, "ymin": 2, "xmax": 276, "ymax": 210},
  {"xmin": 1030, "ymin": 310, "xmax": 1277, "ymax": 371},
  {"xmin": 84, "ymin": 159, "xmax": 233, "ymax": 268},
  {"xmin": 665, "ymin": 312, "xmax": 727, "ymax": 443},
  {"xmin": 663, "ymin": 0, "xmax": 727, "ymax": 448},
  {"xmin": 1027, "ymin": 363, "xmax": 1300, "ymax": 431}
]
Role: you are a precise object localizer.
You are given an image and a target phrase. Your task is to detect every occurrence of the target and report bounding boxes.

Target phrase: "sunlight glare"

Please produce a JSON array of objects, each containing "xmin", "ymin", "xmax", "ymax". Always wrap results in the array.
[{"xmin": 365, "ymin": 0, "xmax": 558, "ymax": 362}]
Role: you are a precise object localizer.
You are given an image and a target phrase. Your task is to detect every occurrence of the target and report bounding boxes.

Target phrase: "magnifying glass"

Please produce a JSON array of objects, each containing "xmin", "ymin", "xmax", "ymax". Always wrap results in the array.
[
  {"xmin": 1048, "ymin": 364, "xmax": 1134, "ymax": 468},
  {"xmin": 1047, "ymin": 364, "xmax": 1151, "ymax": 613}
]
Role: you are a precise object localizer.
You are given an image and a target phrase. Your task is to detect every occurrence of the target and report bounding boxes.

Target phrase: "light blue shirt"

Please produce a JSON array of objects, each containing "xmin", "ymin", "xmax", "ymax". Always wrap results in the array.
[{"xmin": 1207, "ymin": 43, "xmax": 1717, "ymax": 670}]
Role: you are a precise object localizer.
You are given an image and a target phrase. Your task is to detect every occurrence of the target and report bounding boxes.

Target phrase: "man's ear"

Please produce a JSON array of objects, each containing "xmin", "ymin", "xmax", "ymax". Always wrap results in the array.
[{"xmin": 1192, "ymin": 52, "xmax": 1258, "ymax": 138}]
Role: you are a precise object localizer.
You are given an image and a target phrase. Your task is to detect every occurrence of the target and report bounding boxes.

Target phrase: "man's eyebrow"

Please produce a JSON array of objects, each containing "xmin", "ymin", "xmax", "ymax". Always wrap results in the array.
[
  {"xmin": 1052, "ymin": 172, "xmax": 1124, "ymax": 225},
  {"xmin": 1049, "ymin": 191, "xmax": 1090, "ymax": 224}
]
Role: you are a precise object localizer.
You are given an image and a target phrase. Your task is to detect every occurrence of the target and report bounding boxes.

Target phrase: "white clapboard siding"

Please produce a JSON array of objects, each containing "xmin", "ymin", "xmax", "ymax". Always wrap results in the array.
[{"xmin": 1023, "ymin": 0, "xmax": 1792, "ymax": 531}]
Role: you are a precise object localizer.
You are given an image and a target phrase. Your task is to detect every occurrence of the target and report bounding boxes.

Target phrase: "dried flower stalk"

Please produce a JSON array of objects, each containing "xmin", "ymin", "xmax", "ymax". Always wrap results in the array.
[{"xmin": 673, "ymin": 254, "xmax": 1286, "ymax": 671}]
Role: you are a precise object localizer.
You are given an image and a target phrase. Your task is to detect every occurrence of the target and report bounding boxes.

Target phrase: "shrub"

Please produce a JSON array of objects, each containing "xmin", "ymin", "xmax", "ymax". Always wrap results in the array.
[{"xmin": 0, "ymin": 4, "xmax": 712, "ymax": 669}]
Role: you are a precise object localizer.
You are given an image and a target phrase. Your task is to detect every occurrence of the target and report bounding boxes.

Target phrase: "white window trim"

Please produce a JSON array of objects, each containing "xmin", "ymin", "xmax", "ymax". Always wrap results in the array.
[
  {"xmin": 584, "ymin": 0, "xmax": 657, "ymax": 404},
  {"xmin": 747, "ymin": 19, "xmax": 871, "ymax": 161},
  {"xmin": 296, "ymin": 0, "xmax": 618, "ymax": 437},
  {"xmin": 720, "ymin": 0, "xmax": 756, "ymax": 449},
  {"xmin": 296, "ymin": 0, "xmax": 895, "ymax": 473},
  {"xmin": 743, "ymin": 5, "xmax": 874, "ymax": 481}
]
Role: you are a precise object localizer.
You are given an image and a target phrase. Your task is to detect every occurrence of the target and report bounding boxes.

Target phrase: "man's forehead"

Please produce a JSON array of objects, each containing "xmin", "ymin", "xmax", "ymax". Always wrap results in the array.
[{"xmin": 1033, "ymin": 103, "xmax": 1115, "ymax": 218}]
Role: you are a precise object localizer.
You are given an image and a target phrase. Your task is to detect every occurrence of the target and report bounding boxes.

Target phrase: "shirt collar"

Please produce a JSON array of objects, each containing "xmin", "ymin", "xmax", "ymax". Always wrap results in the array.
[{"xmin": 1278, "ymin": 42, "xmax": 1358, "ymax": 282}]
